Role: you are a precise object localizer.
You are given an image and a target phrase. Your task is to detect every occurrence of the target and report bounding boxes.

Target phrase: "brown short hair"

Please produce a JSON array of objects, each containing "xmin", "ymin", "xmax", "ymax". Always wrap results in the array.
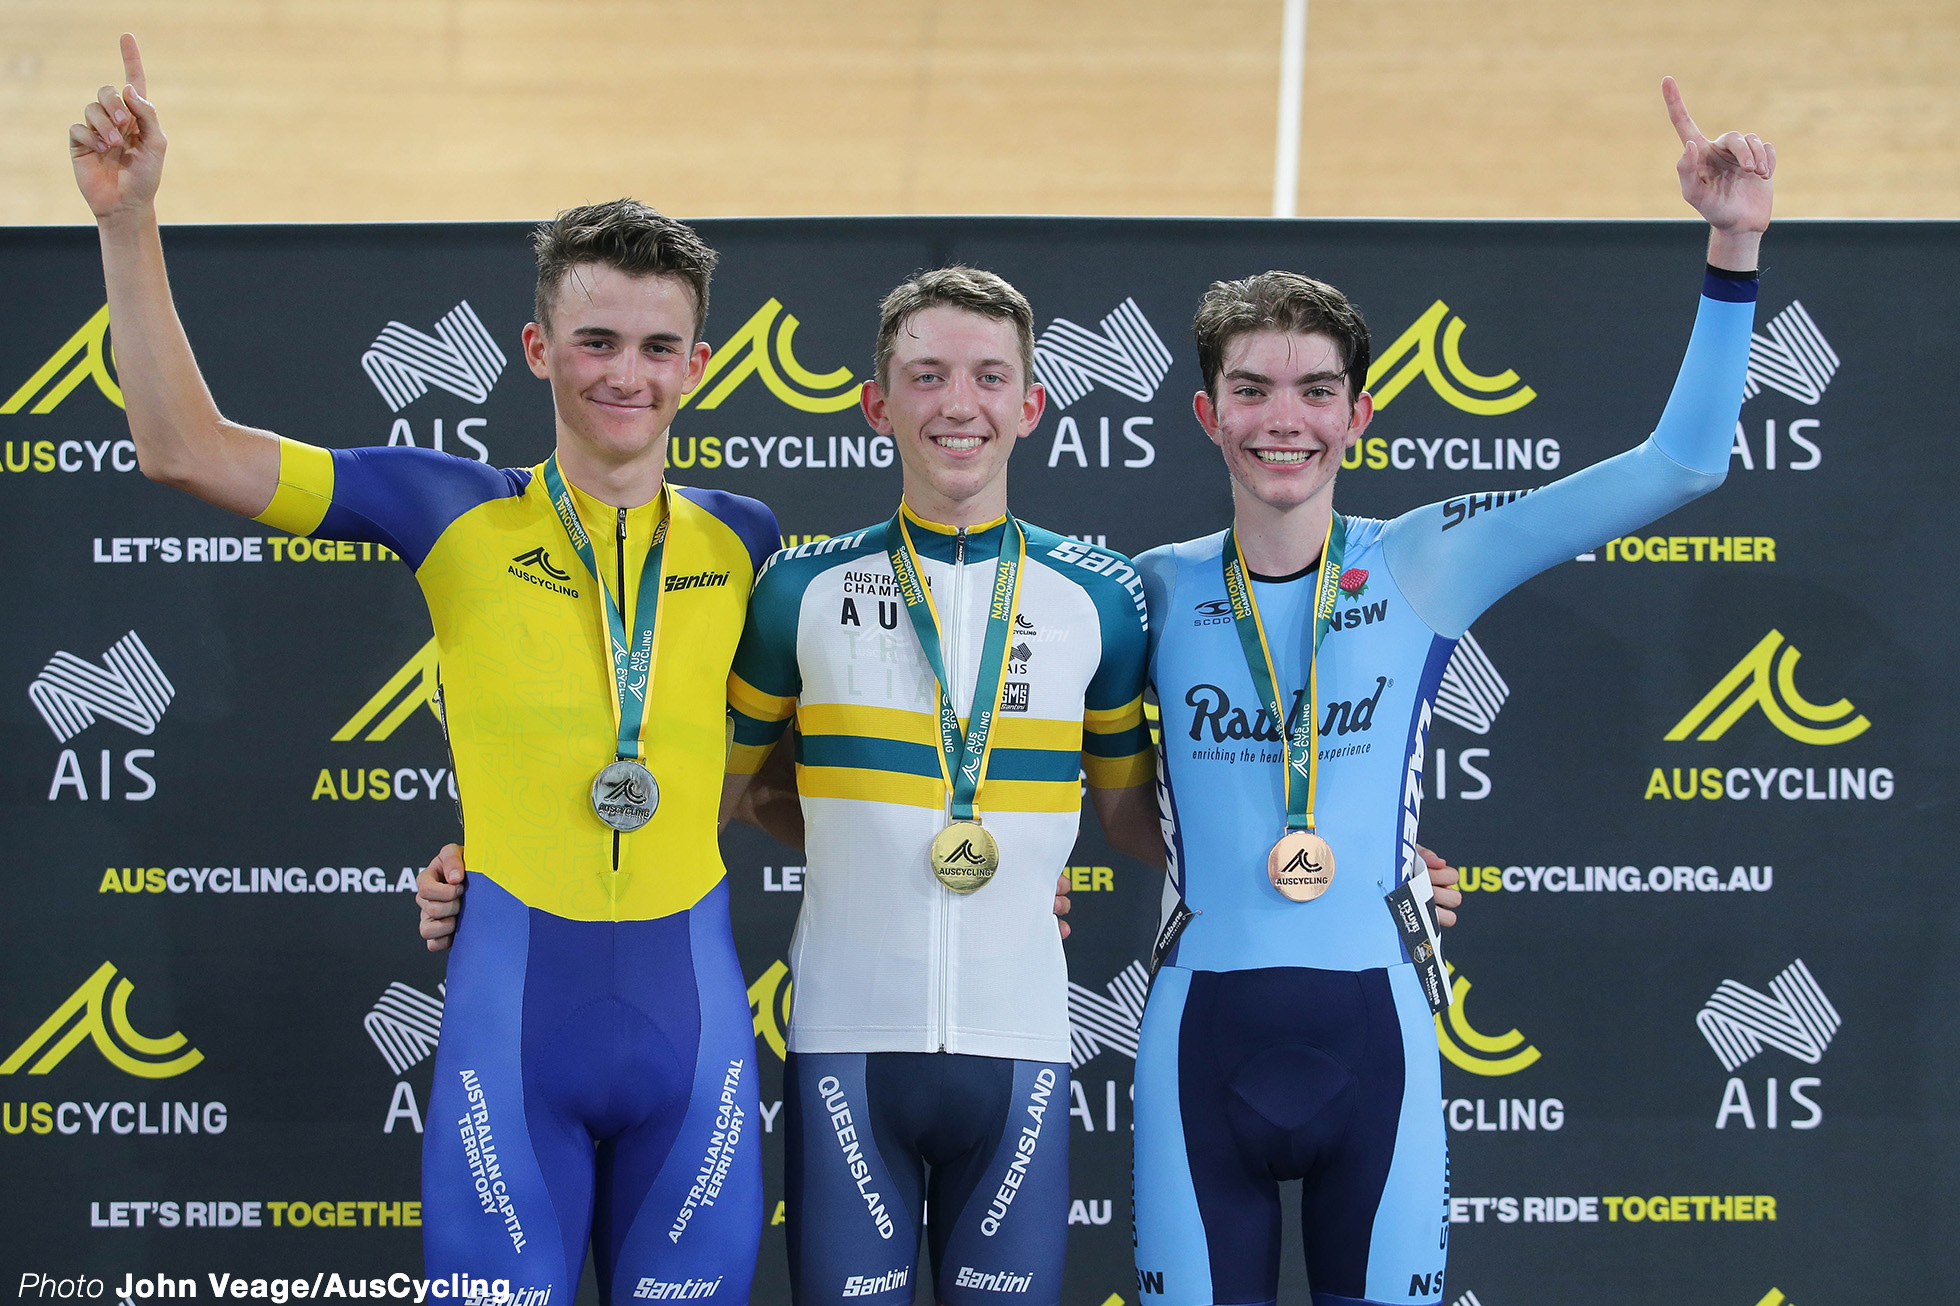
[
  {"xmin": 531, "ymin": 199, "xmax": 718, "ymax": 339},
  {"xmin": 874, "ymin": 266, "xmax": 1036, "ymax": 390},
  {"xmin": 1192, "ymin": 271, "xmax": 1371, "ymax": 402}
]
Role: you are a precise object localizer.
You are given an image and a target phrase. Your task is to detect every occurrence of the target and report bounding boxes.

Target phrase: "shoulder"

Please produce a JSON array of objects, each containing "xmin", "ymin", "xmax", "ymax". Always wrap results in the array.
[
  {"xmin": 753, "ymin": 520, "xmax": 887, "ymax": 594},
  {"xmin": 1021, "ymin": 523, "xmax": 1146, "ymax": 626},
  {"xmin": 1339, "ymin": 513, "xmax": 1388, "ymax": 551},
  {"xmin": 336, "ymin": 445, "xmax": 531, "ymax": 502},
  {"xmin": 673, "ymin": 485, "xmax": 780, "ymax": 573}
]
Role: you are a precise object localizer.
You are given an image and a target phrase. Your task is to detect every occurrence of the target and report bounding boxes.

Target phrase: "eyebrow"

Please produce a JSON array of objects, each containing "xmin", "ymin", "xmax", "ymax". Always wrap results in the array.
[
  {"xmin": 567, "ymin": 325, "xmax": 688, "ymax": 345},
  {"xmin": 1224, "ymin": 367, "xmax": 1346, "ymax": 386},
  {"xmin": 903, "ymin": 356, "xmax": 1017, "ymax": 373}
]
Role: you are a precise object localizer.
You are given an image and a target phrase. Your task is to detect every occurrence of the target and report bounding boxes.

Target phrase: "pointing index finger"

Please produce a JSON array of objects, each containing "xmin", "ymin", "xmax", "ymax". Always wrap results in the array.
[
  {"xmin": 120, "ymin": 32, "xmax": 147, "ymax": 99},
  {"xmin": 1661, "ymin": 75, "xmax": 1704, "ymax": 146}
]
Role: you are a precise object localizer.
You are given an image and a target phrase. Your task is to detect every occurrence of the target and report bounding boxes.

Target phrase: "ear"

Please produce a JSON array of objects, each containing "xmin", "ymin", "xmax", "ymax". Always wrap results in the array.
[
  {"xmin": 522, "ymin": 322, "xmax": 550, "ymax": 380},
  {"xmin": 1193, "ymin": 388, "xmax": 1225, "ymax": 450},
  {"xmin": 1014, "ymin": 381, "xmax": 1047, "ymax": 440},
  {"xmin": 860, "ymin": 379, "xmax": 893, "ymax": 435},
  {"xmin": 1344, "ymin": 390, "xmax": 1375, "ymax": 449},
  {"xmin": 681, "ymin": 339, "xmax": 712, "ymax": 396}
]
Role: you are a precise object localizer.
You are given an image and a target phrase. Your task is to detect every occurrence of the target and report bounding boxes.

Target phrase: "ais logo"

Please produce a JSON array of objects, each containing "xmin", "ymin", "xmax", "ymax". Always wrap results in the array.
[
  {"xmin": 1667, "ymin": 630, "xmax": 1867, "ymax": 745},
  {"xmin": 3, "ymin": 305, "xmax": 124, "ymax": 415},
  {"xmin": 1, "ymin": 963, "xmax": 201, "ymax": 1079},
  {"xmin": 680, "ymin": 299, "xmax": 856, "ymax": 413},
  {"xmin": 1435, "ymin": 964, "xmax": 1540, "ymax": 1076},
  {"xmin": 1367, "ymin": 301, "xmax": 1534, "ymax": 416}
]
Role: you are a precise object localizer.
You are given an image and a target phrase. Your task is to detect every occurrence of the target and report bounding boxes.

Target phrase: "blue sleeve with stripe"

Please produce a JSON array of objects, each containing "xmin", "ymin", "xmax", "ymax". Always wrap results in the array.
[
  {"xmin": 1382, "ymin": 273, "xmax": 1757, "ymax": 639},
  {"xmin": 313, "ymin": 447, "xmax": 530, "ymax": 569}
]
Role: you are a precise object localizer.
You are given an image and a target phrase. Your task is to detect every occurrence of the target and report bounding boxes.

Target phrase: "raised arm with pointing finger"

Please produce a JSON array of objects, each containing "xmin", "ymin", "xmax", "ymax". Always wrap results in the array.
[{"xmin": 72, "ymin": 34, "xmax": 282, "ymax": 514}]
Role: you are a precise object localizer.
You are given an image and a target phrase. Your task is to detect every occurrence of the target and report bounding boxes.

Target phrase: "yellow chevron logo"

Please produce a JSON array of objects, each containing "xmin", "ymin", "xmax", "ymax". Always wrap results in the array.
[
  {"xmin": 1, "ymin": 962, "xmax": 202, "ymax": 1079},
  {"xmin": 1367, "ymin": 301, "xmax": 1534, "ymax": 416},
  {"xmin": 2, "ymin": 305, "xmax": 126, "ymax": 415},
  {"xmin": 334, "ymin": 637, "xmax": 441, "ymax": 742},
  {"xmin": 1753, "ymin": 1292, "xmax": 1789, "ymax": 1306},
  {"xmin": 681, "ymin": 299, "xmax": 858, "ymax": 414},
  {"xmin": 747, "ymin": 959, "xmax": 793, "ymax": 1060},
  {"xmin": 1435, "ymin": 963, "xmax": 1540, "ymax": 1076},
  {"xmin": 1666, "ymin": 630, "xmax": 1868, "ymax": 745}
]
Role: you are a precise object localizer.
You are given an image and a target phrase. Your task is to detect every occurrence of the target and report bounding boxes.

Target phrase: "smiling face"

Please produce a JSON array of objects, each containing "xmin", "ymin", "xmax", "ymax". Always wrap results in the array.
[
  {"xmin": 521, "ymin": 262, "xmax": 710, "ymax": 470},
  {"xmin": 1194, "ymin": 328, "xmax": 1373, "ymax": 516},
  {"xmin": 861, "ymin": 304, "xmax": 1045, "ymax": 526}
]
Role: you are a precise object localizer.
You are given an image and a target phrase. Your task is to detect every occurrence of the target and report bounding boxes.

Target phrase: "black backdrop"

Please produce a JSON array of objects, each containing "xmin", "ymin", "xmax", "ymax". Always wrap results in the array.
[{"xmin": 3, "ymin": 217, "xmax": 1955, "ymax": 1306}]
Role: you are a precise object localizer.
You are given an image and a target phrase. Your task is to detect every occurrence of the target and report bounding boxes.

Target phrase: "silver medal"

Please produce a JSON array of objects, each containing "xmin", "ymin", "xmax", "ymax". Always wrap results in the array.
[{"xmin": 590, "ymin": 759, "xmax": 659, "ymax": 832}]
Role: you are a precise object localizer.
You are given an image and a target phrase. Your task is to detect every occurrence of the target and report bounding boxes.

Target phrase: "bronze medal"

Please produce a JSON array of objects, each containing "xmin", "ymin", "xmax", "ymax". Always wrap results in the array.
[
  {"xmin": 1267, "ymin": 829, "xmax": 1335, "ymax": 902},
  {"xmin": 930, "ymin": 821, "xmax": 1000, "ymax": 893}
]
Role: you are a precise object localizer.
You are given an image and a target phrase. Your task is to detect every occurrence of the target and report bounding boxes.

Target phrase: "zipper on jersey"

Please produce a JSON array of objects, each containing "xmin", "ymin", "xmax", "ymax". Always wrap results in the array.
[
  {"xmin": 612, "ymin": 506, "xmax": 628, "ymax": 881},
  {"xmin": 937, "ymin": 526, "xmax": 968, "ymax": 1052}
]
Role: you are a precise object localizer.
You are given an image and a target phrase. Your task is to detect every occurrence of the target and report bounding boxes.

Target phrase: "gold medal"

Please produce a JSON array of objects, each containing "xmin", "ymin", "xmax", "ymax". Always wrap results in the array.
[
  {"xmin": 930, "ymin": 821, "xmax": 999, "ymax": 893},
  {"xmin": 1267, "ymin": 829, "xmax": 1335, "ymax": 902}
]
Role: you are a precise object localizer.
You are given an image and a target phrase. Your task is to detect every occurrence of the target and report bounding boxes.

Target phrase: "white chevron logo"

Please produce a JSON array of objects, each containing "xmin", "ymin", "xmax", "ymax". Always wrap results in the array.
[
  {"xmin": 1696, "ymin": 959, "xmax": 1840, "ymax": 1073},
  {"xmin": 363, "ymin": 982, "xmax": 445, "ymax": 1076},
  {"xmin": 1434, "ymin": 631, "xmax": 1509, "ymax": 735},
  {"xmin": 28, "ymin": 631, "xmax": 175, "ymax": 743},
  {"xmin": 1744, "ymin": 300, "xmax": 1839, "ymax": 406},
  {"xmin": 1067, "ymin": 960, "xmax": 1151, "ymax": 1068},
  {"xmin": 360, "ymin": 300, "xmax": 508, "ymax": 412},
  {"xmin": 1452, "ymin": 1293, "xmax": 1485, "ymax": 1306},
  {"xmin": 1033, "ymin": 298, "xmax": 1173, "ymax": 409}
]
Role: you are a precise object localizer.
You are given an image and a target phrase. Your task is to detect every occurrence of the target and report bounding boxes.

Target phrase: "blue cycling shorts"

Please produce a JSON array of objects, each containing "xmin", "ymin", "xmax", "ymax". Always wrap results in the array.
[
  {"xmin": 784, "ymin": 1051, "xmax": 1069, "ymax": 1306},
  {"xmin": 1132, "ymin": 965, "xmax": 1448, "ymax": 1306},
  {"xmin": 422, "ymin": 874, "xmax": 763, "ymax": 1305}
]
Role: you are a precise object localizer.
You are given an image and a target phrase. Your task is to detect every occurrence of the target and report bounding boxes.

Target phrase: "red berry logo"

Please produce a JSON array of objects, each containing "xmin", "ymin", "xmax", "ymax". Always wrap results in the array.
[{"xmin": 1338, "ymin": 567, "xmax": 1369, "ymax": 598}]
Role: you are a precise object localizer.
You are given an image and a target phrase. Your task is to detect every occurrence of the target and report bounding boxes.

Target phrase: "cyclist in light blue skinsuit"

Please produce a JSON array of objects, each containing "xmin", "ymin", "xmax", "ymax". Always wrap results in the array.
[{"xmin": 1130, "ymin": 80, "xmax": 1777, "ymax": 1306}]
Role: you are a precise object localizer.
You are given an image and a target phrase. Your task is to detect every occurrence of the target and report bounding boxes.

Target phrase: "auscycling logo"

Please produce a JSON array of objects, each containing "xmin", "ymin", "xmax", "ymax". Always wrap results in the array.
[
  {"xmin": 1367, "ymin": 301, "xmax": 1534, "ymax": 416},
  {"xmin": 336, "ymin": 639, "xmax": 441, "ymax": 742},
  {"xmin": 3, "ymin": 305, "xmax": 124, "ymax": 414},
  {"xmin": 1, "ymin": 963, "xmax": 201, "ymax": 1079},
  {"xmin": 1435, "ymin": 963, "xmax": 1540, "ymax": 1077},
  {"xmin": 1666, "ymin": 630, "xmax": 1867, "ymax": 745},
  {"xmin": 679, "ymin": 299, "xmax": 856, "ymax": 413},
  {"xmin": 510, "ymin": 548, "xmax": 579, "ymax": 598}
]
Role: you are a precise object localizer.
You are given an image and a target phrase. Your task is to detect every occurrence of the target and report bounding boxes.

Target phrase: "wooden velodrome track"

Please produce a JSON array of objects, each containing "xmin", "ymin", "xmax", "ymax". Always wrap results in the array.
[{"xmin": 3, "ymin": 1, "xmax": 1954, "ymax": 224}]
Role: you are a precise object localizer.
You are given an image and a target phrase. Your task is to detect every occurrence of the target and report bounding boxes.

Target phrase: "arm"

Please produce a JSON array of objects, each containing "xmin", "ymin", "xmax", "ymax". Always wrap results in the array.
[
  {"xmin": 720, "ymin": 722, "xmax": 805, "ymax": 850},
  {"xmin": 1382, "ymin": 78, "xmax": 1774, "ymax": 638},
  {"xmin": 1090, "ymin": 780, "xmax": 1166, "ymax": 870},
  {"xmin": 72, "ymin": 35, "xmax": 281, "ymax": 516}
]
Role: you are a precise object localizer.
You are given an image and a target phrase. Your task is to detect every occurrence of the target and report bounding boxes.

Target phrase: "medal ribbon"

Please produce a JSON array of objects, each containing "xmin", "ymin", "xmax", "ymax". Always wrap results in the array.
[
  {"xmin": 542, "ymin": 453, "xmax": 670, "ymax": 761},
  {"xmin": 887, "ymin": 508, "xmax": 1026, "ymax": 822},
  {"xmin": 1222, "ymin": 513, "xmax": 1347, "ymax": 834}
]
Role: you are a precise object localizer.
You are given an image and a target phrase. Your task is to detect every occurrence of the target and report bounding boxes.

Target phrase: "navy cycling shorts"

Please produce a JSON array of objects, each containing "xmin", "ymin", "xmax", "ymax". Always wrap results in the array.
[
  {"xmin": 1132, "ymin": 965, "xmax": 1447, "ymax": 1306},
  {"xmin": 784, "ymin": 1051, "xmax": 1068, "ymax": 1306},
  {"xmin": 422, "ymin": 874, "xmax": 763, "ymax": 1305}
]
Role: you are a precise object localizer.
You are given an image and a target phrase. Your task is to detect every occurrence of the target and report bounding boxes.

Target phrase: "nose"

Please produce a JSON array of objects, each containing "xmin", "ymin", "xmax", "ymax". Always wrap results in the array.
[
  {"xmin": 1264, "ymin": 391, "xmax": 1308, "ymax": 437},
  {"xmin": 605, "ymin": 348, "xmax": 649, "ymax": 395},
  {"xmin": 941, "ymin": 374, "xmax": 981, "ymax": 421}
]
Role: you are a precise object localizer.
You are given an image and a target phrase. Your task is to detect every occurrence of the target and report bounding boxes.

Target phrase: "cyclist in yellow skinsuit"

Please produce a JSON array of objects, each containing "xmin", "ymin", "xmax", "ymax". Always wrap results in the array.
[{"xmin": 72, "ymin": 36, "xmax": 776, "ymax": 1302}]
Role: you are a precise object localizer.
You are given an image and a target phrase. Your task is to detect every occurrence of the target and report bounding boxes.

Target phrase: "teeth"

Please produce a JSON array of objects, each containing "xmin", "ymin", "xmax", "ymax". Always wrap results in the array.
[
  {"xmin": 1256, "ymin": 449, "xmax": 1313, "ymax": 464},
  {"xmin": 937, "ymin": 437, "xmax": 983, "ymax": 451}
]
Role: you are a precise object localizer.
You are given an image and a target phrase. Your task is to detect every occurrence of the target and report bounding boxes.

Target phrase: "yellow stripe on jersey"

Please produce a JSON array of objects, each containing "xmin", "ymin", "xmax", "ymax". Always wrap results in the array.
[
  {"xmin": 1084, "ymin": 750, "xmax": 1153, "ymax": 790},
  {"xmin": 728, "ymin": 672, "xmax": 797, "ymax": 724},
  {"xmin": 797, "ymin": 765, "xmax": 1083, "ymax": 814},
  {"xmin": 798, "ymin": 702, "xmax": 1084, "ymax": 754},
  {"xmin": 255, "ymin": 437, "xmax": 335, "ymax": 536},
  {"xmin": 1084, "ymin": 694, "xmax": 1145, "ymax": 734}
]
